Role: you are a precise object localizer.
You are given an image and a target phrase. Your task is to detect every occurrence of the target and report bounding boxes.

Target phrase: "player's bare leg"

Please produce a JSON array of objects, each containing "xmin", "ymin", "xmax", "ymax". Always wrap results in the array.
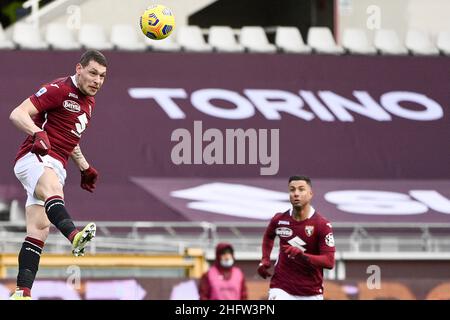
[
  {"xmin": 26, "ymin": 205, "xmax": 51, "ymax": 241},
  {"xmin": 11, "ymin": 168, "xmax": 95, "ymax": 299},
  {"xmin": 10, "ymin": 205, "xmax": 49, "ymax": 300},
  {"xmin": 34, "ymin": 167, "xmax": 96, "ymax": 256}
]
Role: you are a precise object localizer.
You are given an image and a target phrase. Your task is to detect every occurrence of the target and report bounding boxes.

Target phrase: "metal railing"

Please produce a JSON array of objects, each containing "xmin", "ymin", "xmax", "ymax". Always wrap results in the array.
[{"xmin": 1, "ymin": 221, "xmax": 450, "ymax": 259}]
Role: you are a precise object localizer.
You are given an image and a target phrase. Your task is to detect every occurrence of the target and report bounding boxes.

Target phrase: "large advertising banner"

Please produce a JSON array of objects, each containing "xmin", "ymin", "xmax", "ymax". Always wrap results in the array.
[
  {"xmin": 0, "ymin": 278, "xmax": 449, "ymax": 300},
  {"xmin": 0, "ymin": 51, "xmax": 448, "ymax": 222}
]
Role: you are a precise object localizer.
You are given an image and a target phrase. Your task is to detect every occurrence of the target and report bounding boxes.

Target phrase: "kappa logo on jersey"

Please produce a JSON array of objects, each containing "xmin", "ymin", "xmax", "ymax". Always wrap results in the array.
[
  {"xmin": 35, "ymin": 87, "xmax": 47, "ymax": 97},
  {"xmin": 278, "ymin": 220, "xmax": 290, "ymax": 225},
  {"xmin": 276, "ymin": 227, "xmax": 293, "ymax": 237},
  {"xmin": 325, "ymin": 233, "xmax": 335, "ymax": 247},
  {"xmin": 68, "ymin": 92, "xmax": 79, "ymax": 99},
  {"xmin": 305, "ymin": 225, "xmax": 314, "ymax": 237},
  {"xmin": 326, "ymin": 223, "xmax": 332, "ymax": 228},
  {"xmin": 63, "ymin": 100, "xmax": 81, "ymax": 113}
]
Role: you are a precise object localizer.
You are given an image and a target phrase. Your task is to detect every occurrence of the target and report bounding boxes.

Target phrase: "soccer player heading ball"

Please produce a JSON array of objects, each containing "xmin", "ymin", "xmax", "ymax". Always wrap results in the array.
[
  {"xmin": 8, "ymin": 50, "xmax": 107, "ymax": 300},
  {"xmin": 257, "ymin": 175, "xmax": 336, "ymax": 300}
]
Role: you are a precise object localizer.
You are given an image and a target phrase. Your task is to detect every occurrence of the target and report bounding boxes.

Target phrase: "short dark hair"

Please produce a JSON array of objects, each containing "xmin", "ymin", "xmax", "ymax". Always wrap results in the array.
[
  {"xmin": 288, "ymin": 175, "xmax": 312, "ymax": 187},
  {"xmin": 79, "ymin": 50, "xmax": 107, "ymax": 67}
]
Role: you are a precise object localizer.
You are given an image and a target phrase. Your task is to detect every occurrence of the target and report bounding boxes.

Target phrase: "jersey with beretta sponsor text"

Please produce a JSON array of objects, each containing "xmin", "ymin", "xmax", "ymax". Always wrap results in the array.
[
  {"xmin": 267, "ymin": 209, "xmax": 335, "ymax": 296},
  {"xmin": 15, "ymin": 76, "xmax": 95, "ymax": 167}
]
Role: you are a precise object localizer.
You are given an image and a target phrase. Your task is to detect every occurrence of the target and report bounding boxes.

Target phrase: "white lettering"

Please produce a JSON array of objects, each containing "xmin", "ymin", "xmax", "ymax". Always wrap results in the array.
[
  {"xmin": 129, "ymin": 88, "xmax": 445, "ymax": 122},
  {"xmin": 324, "ymin": 190, "xmax": 428, "ymax": 214},
  {"xmin": 244, "ymin": 89, "xmax": 314, "ymax": 120},
  {"xmin": 191, "ymin": 89, "xmax": 254, "ymax": 119},
  {"xmin": 409, "ymin": 190, "xmax": 450, "ymax": 214},
  {"xmin": 299, "ymin": 90, "xmax": 335, "ymax": 121},
  {"xmin": 380, "ymin": 91, "xmax": 443, "ymax": 120},
  {"xmin": 318, "ymin": 91, "xmax": 391, "ymax": 121},
  {"xmin": 128, "ymin": 88, "xmax": 187, "ymax": 119},
  {"xmin": 171, "ymin": 183, "xmax": 289, "ymax": 219}
]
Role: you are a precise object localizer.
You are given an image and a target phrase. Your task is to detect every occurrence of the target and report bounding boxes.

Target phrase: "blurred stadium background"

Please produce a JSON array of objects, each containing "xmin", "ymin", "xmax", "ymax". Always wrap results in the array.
[{"xmin": 0, "ymin": 0, "xmax": 449, "ymax": 300}]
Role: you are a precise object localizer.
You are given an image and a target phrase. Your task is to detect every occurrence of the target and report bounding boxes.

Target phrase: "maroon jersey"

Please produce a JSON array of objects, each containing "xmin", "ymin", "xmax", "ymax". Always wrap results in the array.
[
  {"xmin": 15, "ymin": 76, "xmax": 95, "ymax": 167},
  {"xmin": 267, "ymin": 209, "xmax": 335, "ymax": 296}
]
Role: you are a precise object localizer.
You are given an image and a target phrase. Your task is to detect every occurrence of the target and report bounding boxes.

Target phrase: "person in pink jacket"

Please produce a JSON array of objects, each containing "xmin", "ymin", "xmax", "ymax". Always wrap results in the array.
[{"xmin": 199, "ymin": 243, "xmax": 248, "ymax": 300}]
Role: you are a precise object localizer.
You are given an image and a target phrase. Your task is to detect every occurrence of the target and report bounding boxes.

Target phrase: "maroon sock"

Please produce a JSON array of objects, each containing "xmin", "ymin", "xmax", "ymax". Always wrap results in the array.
[
  {"xmin": 17, "ymin": 286, "xmax": 31, "ymax": 297},
  {"xmin": 68, "ymin": 229, "xmax": 79, "ymax": 243}
]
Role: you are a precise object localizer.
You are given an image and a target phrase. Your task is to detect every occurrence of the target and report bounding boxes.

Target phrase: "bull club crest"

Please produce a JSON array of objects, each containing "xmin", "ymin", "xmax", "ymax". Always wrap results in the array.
[{"xmin": 305, "ymin": 226, "xmax": 314, "ymax": 237}]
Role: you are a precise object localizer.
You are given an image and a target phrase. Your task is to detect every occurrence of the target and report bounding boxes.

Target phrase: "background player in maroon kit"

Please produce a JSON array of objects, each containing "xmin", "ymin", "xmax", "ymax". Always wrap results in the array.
[
  {"xmin": 8, "ymin": 50, "xmax": 107, "ymax": 299},
  {"xmin": 257, "ymin": 175, "xmax": 335, "ymax": 300}
]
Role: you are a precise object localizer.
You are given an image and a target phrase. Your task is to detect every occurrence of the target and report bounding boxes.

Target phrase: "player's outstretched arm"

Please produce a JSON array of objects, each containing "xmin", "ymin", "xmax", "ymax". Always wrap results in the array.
[
  {"xmin": 304, "ymin": 251, "xmax": 335, "ymax": 269},
  {"xmin": 261, "ymin": 227, "xmax": 276, "ymax": 263},
  {"xmin": 282, "ymin": 245, "xmax": 335, "ymax": 269},
  {"xmin": 257, "ymin": 215, "xmax": 278, "ymax": 279},
  {"xmin": 71, "ymin": 145, "xmax": 99, "ymax": 193},
  {"xmin": 70, "ymin": 144, "xmax": 90, "ymax": 171},
  {"xmin": 9, "ymin": 98, "xmax": 42, "ymax": 136},
  {"xmin": 10, "ymin": 98, "xmax": 51, "ymax": 156}
]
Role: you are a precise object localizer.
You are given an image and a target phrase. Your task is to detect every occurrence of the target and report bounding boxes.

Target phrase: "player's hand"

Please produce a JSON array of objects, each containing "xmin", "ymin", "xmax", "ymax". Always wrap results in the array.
[
  {"xmin": 31, "ymin": 131, "xmax": 51, "ymax": 156},
  {"xmin": 257, "ymin": 259, "xmax": 272, "ymax": 279},
  {"xmin": 282, "ymin": 244, "xmax": 304, "ymax": 259},
  {"xmin": 80, "ymin": 166, "xmax": 98, "ymax": 193}
]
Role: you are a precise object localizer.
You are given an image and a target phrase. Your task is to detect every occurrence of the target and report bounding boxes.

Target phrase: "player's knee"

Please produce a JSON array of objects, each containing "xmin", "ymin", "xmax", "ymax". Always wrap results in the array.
[
  {"xmin": 27, "ymin": 224, "xmax": 50, "ymax": 242},
  {"xmin": 35, "ymin": 183, "xmax": 64, "ymax": 201},
  {"xmin": 46, "ymin": 185, "xmax": 64, "ymax": 200},
  {"xmin": 39, "ymin": 226, "xmax": 50, "ymax": 240},
  {"xmin": 35, "ymin": 168, "xmax": 64, "ymax": 200}
]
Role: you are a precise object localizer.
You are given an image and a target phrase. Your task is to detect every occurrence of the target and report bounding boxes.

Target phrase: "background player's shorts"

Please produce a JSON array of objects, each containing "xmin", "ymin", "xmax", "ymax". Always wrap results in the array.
[
  {"xmin": 268, "ymin": 288, "xmax": 323, "ymax": 300},
  {"xmin": 14, "ymin": 152, "xmax": 67, "ymax": 207}
]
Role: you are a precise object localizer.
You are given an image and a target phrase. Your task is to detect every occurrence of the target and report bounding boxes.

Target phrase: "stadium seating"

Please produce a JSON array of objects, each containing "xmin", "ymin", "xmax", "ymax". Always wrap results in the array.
[
  {"xmin": 145, "ymin": 35, "xmax": 181, "ymax": 52},
  {"xmin": 342, "ymin": 28, "xmax": 377, "ymax": 55},
  {"xmin": 436, "ymin": 31, "xmax": 450, "ymax": 55},
  {"xmin": 405, "ymin": 30, "xmax": 439, "ymax": 55},
  {"xmin": 45, "ymin": 23, "xmax": 81, "ymax": 50},
  {"xmin": 374, "ymin": 29, "xmax": 408, "ymax": 55},
  {"xmin": 307, "ymin": 27, "xmax": 344, "ymax": 54},
  {"xmin": 111, "ymin": 24, "xmax": 146, "ymax": 51},
  {"xmin": 0, "ymin": 23, "xmax": 14, "ymax": 49},
  {"xmin": 275, "ymin": 26, "xmax": 312, "ymax": 53},
  {"xmin": 208, "ymin": 26, "xmax": 244, "ymax": 52},
  {"xmin": 0, "ymin": 200, "xmax": 8, "ymax": 221},
  {"xmin": 79, "ymin": 24, "xmax": 113, "ymax": 50},
  {"xmin": 13, "ymin": 22, "xmax": 49, "ymax": 50},
  {"xmin": 3, "ymin": 18, "xmax": 450, "ymax": 57},
  {"xmin": 240, "ymin": 26, "xmax": 277, "ymax": 53},
  {"xmin": 177, "ymin": 25, "xmax": 213, "ymax": 52}
]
